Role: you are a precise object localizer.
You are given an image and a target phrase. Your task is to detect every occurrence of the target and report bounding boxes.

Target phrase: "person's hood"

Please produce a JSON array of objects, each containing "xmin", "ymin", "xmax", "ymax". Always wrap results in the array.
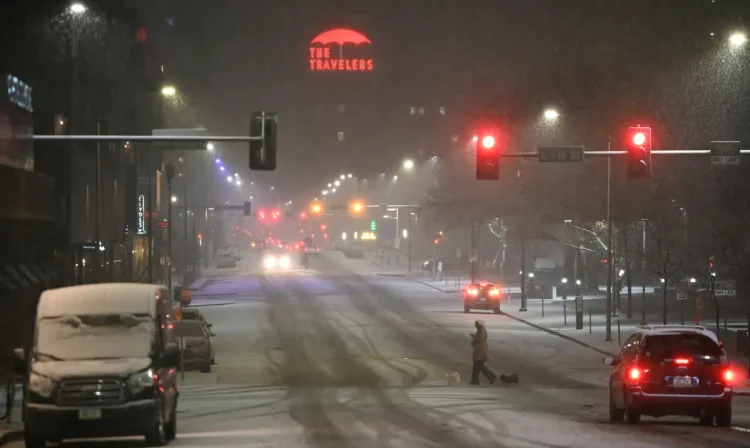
[
  {"xmin": 475, "ymin": 320, "xmax": 486, "ymax": 328},
  {"xmin": 31, "ymin": 357, "xmax": 151, "ymax": 380}
]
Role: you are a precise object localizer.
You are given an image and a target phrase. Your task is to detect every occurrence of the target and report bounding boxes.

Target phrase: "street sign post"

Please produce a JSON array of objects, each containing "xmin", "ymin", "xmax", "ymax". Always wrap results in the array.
[
  {"xmin": 676, "ymin": 288, "xmax": 688, "ymax": 300},
  {"xmin": 538, "ymin": 146, "xmax": 584, "ymax": 163},
  {"xmin": 710, "ymin": 141, "xmax": 740, "ymax": 165},
  {"xmin": 715, "ymin": 279, "xmax": 737, "ymax": 297}
]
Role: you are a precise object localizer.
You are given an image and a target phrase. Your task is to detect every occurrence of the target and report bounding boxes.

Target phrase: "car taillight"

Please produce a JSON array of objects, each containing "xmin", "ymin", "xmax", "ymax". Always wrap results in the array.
[
  {"xmin": 467, "ymin": 288, "xmax": 478, "ymax": 296},
  {"xmin": 674, "ymin": 358, "xmax": 690, "ymax": 366},
  {"xmin": 723, "ymin": 369, "xmax": 734, "ymax": 383},
  {"xmin": 489, "ymin": 288, "xmax": 500, "ymax": 296},
  {"xmin": 628, "ymin": 367, "xmax": 641, "ymax": 382}
]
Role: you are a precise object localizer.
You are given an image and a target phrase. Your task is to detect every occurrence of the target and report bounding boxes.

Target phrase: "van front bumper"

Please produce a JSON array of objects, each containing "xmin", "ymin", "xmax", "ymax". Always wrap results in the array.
[{"xmin": 25, "ymin": 399, "xmax": 160, "ymax": 439}]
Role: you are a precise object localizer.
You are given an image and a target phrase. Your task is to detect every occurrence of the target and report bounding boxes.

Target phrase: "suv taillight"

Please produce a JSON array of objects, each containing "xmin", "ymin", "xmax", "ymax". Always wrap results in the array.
[
  {"xmin": 723, "ymin": 368, "xmax": 734, "ymax": 384},
  {"xmin": 628, "ymin": 367, "xmax": 642, "ymax": 383}
]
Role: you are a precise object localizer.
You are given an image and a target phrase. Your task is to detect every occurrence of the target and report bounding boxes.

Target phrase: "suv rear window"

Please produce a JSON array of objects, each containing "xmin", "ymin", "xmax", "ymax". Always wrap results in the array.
[{"xmin": 641, "ymin": 333, "xmax": 722, "ymax": 363}]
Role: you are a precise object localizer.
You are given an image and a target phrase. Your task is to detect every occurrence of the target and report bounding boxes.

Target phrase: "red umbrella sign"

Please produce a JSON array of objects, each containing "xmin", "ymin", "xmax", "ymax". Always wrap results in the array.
[{"xmin": 309, "ymin": 28, "xmax": 374, "ymax": 72}]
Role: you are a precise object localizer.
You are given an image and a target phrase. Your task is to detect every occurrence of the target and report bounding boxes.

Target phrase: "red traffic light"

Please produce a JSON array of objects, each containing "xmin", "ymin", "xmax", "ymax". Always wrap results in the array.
[
  {"xmin": 320, "ymin": 224, "xmax": 327, "ymax": 231},
  {"xmin": 299, "ymin": 211, "xmax": 307, "ymax": 219},
  {"xmin": 632, "ymin": 132, "xmax": 646, "ymax": 146},
  {"xmin": 481, "ymin": 135, "xmax": 496, "ymax": 149}
]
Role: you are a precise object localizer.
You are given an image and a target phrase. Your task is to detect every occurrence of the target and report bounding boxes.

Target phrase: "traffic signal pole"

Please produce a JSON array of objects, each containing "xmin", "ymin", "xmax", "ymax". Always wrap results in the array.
[{"xmin": 519, "ymin": 159, "xmax": 528, "ymax": 312}]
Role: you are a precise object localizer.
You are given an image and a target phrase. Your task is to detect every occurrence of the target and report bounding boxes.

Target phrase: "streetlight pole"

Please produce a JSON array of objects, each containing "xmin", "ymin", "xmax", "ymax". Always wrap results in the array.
[
  {"xmin": 407, "ymin": 208, "xmax": 412, "ymax": 273},
  {"xmin": 605, "ymin": 135, "xmax": 613, "ymax": 341},
  {"xmin": 183, "ymin": 171, "xmax": 189, "ymax": 283},
  {"xmin": 168, "ymin": 181, "xmax": 173, "ymax": 293},
  {"xmin": 147, "ymin": 149, "xmax": 153, "ymax": 283}
]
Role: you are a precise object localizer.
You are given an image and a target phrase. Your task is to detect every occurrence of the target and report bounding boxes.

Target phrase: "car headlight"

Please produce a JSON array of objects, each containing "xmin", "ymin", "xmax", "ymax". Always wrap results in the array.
[
  {"xmin": 264, "ymin": 256, "xmax": 276, "ymax": 269},
  {"xmin": 128, "ymin": 369, "xmax": 155, "ymax": 392},
  {"xmin": 29, "ymin": 371, "xmax": 56, "ymax": 398},
  {"xmin": 279, "ymin": 256, "xmax": 291, "ymax": 269}
]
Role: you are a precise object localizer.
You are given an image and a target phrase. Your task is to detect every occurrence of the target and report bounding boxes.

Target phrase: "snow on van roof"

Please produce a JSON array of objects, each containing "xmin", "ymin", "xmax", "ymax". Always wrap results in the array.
[{"xmin": 38, "ymin": 283, "xmax": 166, "ymax": 319}]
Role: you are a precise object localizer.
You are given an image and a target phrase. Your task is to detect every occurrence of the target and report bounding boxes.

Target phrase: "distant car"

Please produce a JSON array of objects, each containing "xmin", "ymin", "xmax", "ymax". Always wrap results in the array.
[
  {"xmin": 216, "ymin": 254, "xmax": 236, "ymax": 269},
  {"xmin": 605, "ymin": 325, "xmax": 733, "ymax": 426},
  {"xmin": 463, "ymin": 282, "xmax": 502, "ymax": 314},
  {"xmin": 304, "ymin": 245, "xmax": 321, "ymax": 256},
  {"xmin": 175, "ymin": 320, "xmax": 215, "ymax": 373},
  {"xmin": 262, "ymin": 250, "xmax": 293, "ymax": 270}
]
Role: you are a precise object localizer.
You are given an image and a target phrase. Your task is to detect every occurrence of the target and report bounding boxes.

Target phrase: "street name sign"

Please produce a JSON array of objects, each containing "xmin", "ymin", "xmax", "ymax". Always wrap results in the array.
[
  {"xmin": 538, "ymin": 146, "xmax": 584, "ymax": 163},
  {"xmin": 710, "ymin": 141, "xmax": 740, "ymax": 165}
]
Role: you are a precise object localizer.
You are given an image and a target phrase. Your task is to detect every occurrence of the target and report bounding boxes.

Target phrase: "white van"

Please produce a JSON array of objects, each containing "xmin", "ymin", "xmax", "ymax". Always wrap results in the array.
[{"xmin": 13, "ymin": 283, "xmax": 180, "ymax": 447}]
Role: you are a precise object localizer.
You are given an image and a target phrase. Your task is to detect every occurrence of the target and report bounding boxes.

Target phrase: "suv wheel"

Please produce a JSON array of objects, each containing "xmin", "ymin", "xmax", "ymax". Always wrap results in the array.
[
  {"xmin": 608, "ymin": 393, "xmax": 624, "ymax": 423},
  {"xmin": 493, "ymin": 305, "xmax": 501, "ymax": 314},
  {"xmin": 145, "ymin": 408, "xmax": 167, "ymax": 446},
  {"xmin": 200, "ymin": 362, "xmax": 212, "ymax": 373},
  {"xmin": 715, "ymin": 403, "xmax": 732, "ymax": 427},
  {"xmin": 625, "ymin": 397, "xmax": 641, "ymax": 424},
  {"xmin": 463, "ymin": 304, "xmax": 470, "ymax": 313},
  {"xmin": 699, "ymin": 411, "xmax": 714, "ymax": 426}
]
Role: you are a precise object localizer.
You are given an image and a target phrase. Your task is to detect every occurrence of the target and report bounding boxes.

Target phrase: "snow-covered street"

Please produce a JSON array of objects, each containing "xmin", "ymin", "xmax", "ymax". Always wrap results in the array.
[{"xmin": 8, "ymin": 251, "xmax": 750, "ymax": 447}]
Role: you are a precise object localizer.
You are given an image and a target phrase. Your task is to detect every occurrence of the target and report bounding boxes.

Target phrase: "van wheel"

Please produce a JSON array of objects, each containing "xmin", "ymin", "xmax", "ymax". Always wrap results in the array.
[
  {"xmin": 145, "ymin": 408, "xmax": 167, "ymax": 446},
  {"xmin": 715, "ymin": 403, "xmax": 732, "ymax": 427},
  {"xmin": 24, "ymin": 432, "xmax": 47, "ymax": 448},
  {"xmin": 164, "ymin": 404, "xmax": 177, "ymax": 441},
  {"xmin": 200, "ymin": 362, "xmax": 212, "ymax": 373}
]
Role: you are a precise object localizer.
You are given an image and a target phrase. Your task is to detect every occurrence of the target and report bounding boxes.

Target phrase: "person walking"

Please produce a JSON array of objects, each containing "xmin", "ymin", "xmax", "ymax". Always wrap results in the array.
[{"xmin": 470, "ymin": 320, "xmax": 496, "ymax": 385}]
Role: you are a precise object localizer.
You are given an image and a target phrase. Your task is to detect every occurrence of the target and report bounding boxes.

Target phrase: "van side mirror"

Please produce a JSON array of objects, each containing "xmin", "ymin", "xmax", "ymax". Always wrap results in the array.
[
  {"xmin": 13, "ymin": 348, "xmax": 26, "ymax": 375},
  {"xmin": 603, "ymin": 356, "xmax": 619, "ymax": 366}
]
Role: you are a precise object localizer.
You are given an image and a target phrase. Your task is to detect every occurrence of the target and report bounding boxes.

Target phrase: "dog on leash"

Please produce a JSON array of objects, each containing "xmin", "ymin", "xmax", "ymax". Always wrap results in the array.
[
  {"xmin": 445, "ymin": 372, "xmax": 461, "ymax": 385},
  {"xmin": 499, "ymin": 373, "xmax": 520, "ymax": 384}
]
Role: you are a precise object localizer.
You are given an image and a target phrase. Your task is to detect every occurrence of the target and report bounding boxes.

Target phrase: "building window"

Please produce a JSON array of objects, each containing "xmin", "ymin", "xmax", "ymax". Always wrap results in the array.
[
  {"xmin": 439, "ymin": 107, "xmax": 446, "ymax": 115},
  {"xmin": 54, "ymin": 114, "xmax": 67, "ymax": 135},
  {"xmin": 418, "ymin": 107, "xmax": 425, "ymax": 115},
  {"xmin": 337, "ymin": 131, "xmax": 344, "ymax": 141},
  {"xmin": 409, "ymin": 106, "xmax": 416, "ymax": 115},
  {"xmin": 337, "ymin": 104, "xmax": 345, "ymax": 113}
]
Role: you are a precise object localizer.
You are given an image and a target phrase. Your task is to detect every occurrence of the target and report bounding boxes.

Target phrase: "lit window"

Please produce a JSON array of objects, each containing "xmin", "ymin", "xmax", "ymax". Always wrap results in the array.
[
  {"xmin": 409, "ymin": 106, "xmax": 416, "ymax": 115},
  {"xmin": 439, "ymin": 107, "xmax": 446, "ymax": 115},
  {"xmin": 337, "ymin": 131, "xmax": 344, "ymax": 141}
]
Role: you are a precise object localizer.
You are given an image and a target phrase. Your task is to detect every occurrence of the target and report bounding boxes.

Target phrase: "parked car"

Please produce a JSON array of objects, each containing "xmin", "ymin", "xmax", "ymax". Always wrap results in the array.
[
  {"xmin": 181, "ymin": 308, "xmax": 212, "ymax": 332},
  {"xmin": 216, "ymin": 254, "xmax": 236, "ymax": 269},
  {"xmin": 174, "ymin": 320, "xmax": 215, "ymax": 373},
  {"xmin": 15, "ymin": 283, "xmax": 179, "ymax": 447}
]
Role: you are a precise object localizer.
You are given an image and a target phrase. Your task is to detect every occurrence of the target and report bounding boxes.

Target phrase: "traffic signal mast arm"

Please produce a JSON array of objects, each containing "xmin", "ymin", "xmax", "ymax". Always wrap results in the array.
[{"xmin": 481, "ymin": 149, "xmax": 750, "ymax": 158}]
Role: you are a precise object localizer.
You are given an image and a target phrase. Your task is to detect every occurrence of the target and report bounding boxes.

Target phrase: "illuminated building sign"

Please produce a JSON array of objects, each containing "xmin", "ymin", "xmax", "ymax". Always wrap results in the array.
[
  {"xmin": 137, "ymin": 195, "xmax": 147, "ymax": 235},
  {"xmin": 309, "ymin": 28, "xmax": 373, "ymax": 72}
]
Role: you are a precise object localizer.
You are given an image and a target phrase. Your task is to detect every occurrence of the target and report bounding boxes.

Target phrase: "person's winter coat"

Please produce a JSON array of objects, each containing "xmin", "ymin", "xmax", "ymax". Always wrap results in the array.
[{"xmin": 471, "ymin": 320, "xmax": 489, "ymax": 361}]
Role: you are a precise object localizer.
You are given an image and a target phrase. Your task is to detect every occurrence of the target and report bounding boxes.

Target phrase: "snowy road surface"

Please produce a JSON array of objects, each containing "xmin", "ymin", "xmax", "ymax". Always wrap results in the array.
[{"xmin": 8, "ymin": 252, "xmax": 750, "ymax": 447}]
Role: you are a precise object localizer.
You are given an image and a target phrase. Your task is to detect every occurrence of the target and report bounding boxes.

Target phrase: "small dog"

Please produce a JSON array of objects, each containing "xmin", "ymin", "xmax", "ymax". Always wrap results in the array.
[
  {"xmin": 445, "ymin": 372, "xmax": 461, "ymax": 385},
  {"xmin": 499, "ymin": 373, "xmax": 520, "ymax": 384}
]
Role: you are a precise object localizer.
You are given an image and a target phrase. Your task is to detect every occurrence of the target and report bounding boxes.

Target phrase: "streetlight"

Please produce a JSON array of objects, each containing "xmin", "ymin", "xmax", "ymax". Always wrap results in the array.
[
  {"xmin": 161, "ymin": 85, "xmax": 176, "ymax": 97},
  {"xmin": 543, "ymin": 108, "xmax": 560, "ymax": 121},
  {"xmin": 206, "ymin": 142, "xmax": 215, "ymax": 151},
  {"xmin": 219, "ymin": 166, "xmax": 225, "ymax": 172},
  {"xmin": 392, "ymin": 175, "xmax": 398, "ymax": 181},
  {"xmin": 236, "ymin": 180, "xmax": 242, "ymax": 186},
  {"xmin": 340, "ymin": 174, "xmax": 346, "ymax": 180},
  {"xmin": 322, "ymin": 190, "xmax": 328, "ymax": 196},
  {"xmin": 69, "ymin": 2, "xmax": 87, "ymax": 13},
  {"xmin": 334, "ymin": 180, "xmax": 341, "ymax": 187},
  {"xmin": 729, "ymin": 31, "xmax": 748, "ymax": 47},
  {"xmin": 347, "ymin": 173, "xmax": 353, "ymax": 178},
  {"xmin": 226, "ymin": 175, "xmax": 233, "ymax": 182},
  {"xmin": 403, "ymin": 159, "xmax": 415, "ymax": 171},
  {"xmin": 215, "ymin": 158, "xmax": 221, "ymax": 164},
  {"xmin": 171, "ymin": 195, "xmax": 178, "ymax": 203}
]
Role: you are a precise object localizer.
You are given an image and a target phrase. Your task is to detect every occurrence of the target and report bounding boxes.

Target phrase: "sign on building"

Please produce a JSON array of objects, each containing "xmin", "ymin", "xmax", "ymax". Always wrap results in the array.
[
  {"xmin": 137, "ymin": 195, "xmax": 147, "ymax": 235},
  {"xmin": 715, "ymin": 279, "xmax": 736, "ymax": 297},
  {"xmin": 309, "ymin": 28, "xmax": 374, "ymax": 72}
]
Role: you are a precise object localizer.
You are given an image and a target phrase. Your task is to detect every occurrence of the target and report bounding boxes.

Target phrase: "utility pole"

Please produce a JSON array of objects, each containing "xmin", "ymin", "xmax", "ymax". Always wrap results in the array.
[
  {"xmin": 95, "ymin": 118, "xmax": 101, "ymax": 244},
  {"xmin": 519, "ymin": 159, "xmax": 528, "ymax": 312},
  {"xmin": 407, "ymin": 207, "xmax": 412, "ymax": 273},
  {"xmin": 183, "ymin": 165, "xmax": 189, "ymax": 284},
  {"xmin": 605, "ymin": 135, "xmax": 613, "ymax": 341},
  {"xmin": 166, "ymin": 162, "xmax": 175, "ymax": 293}
]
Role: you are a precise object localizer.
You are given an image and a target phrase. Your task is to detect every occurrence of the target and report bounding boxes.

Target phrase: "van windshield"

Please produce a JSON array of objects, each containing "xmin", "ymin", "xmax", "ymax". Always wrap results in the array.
[{"xmin": 36, "ymin": 314, "xmax": 153, "ymax": 361}]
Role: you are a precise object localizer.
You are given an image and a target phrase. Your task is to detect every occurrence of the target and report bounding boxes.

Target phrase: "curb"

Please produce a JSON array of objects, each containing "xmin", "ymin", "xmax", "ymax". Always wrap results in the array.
[
  {"xmin": 499, "ymin": 311, "xmax": 617, "ymax": 357},
  {"xmin": 413, "ymin": 279, "xmax": 459, "ymax": 294},
  {"xmin": 0, "ymin": 426, "xmax": 23, "ymax": 446}
]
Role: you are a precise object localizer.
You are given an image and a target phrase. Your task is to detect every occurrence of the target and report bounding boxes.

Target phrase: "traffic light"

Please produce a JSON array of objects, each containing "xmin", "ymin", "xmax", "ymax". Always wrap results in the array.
[
  {"xmin": 309, "ymin": 201, "xmax": 324, "ymax": 216},
  {"xmin": 249, "ymin": 111, "xmax": 277, "ymax": 171},
  {"xmin": 475, "ymin": 134, "xmax": 499, "ymax": 180},
  {"xmin": 434, "ymin": 232, "xmax": 442, "ymax": 245},
  {"xmin": 626, "ymin": 126, "xmax": 652, "ymax": 179},
  {"xmin": 349, "ymin": 200, "xmax": 365, "ymax": 216},
  {"xmin": 370, "ymin": 221, "xmax": 377, "ymax": 231}
]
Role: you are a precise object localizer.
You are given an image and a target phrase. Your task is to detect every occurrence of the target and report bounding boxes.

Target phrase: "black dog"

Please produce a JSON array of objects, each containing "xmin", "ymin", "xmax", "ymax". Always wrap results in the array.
[{"xmin": 499, "ymin": 374, "xmax": 519, "ymax": 384}]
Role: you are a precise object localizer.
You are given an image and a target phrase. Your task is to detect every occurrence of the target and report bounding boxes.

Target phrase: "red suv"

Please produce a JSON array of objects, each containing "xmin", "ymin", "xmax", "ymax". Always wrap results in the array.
[
  {"xmin": 605, "ymin": 325, "xmax": 734, "ymax": 426},
  {"xmin": 463, "ymin": 282, "xmax": 502, "ymax": 314}
]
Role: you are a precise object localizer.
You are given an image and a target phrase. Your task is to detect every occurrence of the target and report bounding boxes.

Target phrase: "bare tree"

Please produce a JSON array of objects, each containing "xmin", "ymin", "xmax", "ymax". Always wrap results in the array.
[{"xmin": 645, "ymin": 203, "xmax": 694, "ymax": 325}]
